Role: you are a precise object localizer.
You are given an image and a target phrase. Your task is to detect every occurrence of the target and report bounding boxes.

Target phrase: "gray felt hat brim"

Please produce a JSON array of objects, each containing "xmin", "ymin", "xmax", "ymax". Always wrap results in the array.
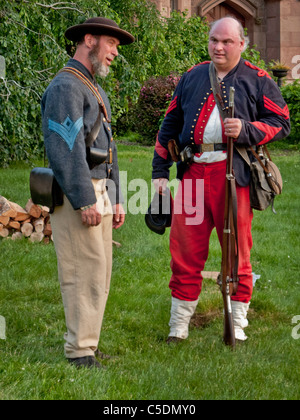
[{"xmin": 65, "ymin": 17, "xmax": 135, "ymax": 45}]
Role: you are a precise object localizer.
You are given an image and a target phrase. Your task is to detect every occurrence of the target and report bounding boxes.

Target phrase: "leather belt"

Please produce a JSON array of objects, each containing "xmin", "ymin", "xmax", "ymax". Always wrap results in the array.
[{"xmin": 192, "ymin": 143, "xmax": 227, "ymax": 153}]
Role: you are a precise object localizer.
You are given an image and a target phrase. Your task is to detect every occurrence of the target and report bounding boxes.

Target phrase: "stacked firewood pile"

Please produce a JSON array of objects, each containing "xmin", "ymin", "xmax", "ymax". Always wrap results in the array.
[{"xmin": 0, "ymin": 195, "xmax": 52, "ymax": 243}]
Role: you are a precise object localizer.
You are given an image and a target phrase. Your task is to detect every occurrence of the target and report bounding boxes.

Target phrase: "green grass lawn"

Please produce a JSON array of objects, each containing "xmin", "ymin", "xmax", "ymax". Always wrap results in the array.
[{"xmin": 0, "ymin": 145, "xmax": 299, "ymax": 400}]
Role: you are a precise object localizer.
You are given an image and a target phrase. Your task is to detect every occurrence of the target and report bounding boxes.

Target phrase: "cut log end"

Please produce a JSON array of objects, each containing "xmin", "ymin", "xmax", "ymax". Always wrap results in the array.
[{"xmin": 0, "ymin": 195, "xmax": 53, "ymax": 244}]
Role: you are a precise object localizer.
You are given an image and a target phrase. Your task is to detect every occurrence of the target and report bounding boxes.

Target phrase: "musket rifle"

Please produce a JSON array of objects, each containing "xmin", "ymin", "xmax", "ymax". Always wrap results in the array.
[{"xmin": 218, "ymin": 86, "xmax": 239, "ymax": 348}]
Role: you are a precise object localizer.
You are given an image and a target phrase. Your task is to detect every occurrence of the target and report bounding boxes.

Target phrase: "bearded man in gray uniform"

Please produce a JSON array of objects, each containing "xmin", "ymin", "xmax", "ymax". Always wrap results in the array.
[{"xmin": 41, "ymin": 18, "xmax": 134, "ymax": 369}]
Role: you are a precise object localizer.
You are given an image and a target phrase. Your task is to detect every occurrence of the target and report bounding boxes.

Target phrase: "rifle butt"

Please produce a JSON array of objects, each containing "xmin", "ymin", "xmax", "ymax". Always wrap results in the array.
[{"xmin": 223, "ymin": 293, "xmax": 236, "ymax": 348}]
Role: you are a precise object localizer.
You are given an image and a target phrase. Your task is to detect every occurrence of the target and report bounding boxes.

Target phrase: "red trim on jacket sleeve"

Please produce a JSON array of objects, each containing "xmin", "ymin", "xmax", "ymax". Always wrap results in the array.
[
  {"xmin": 249, "ymin": 121, "xmax": 282, "ymax": 145},
  {"xmin": 264, "ymin": 96, "xmax": 290, "ymax": 120},
  {"xmin": 155, "ymin": 135, "xmax": 169, "ymax": 160},
  {"xmin": 165, "ymin": 96, "xmax": 178, "ymax": 117}
]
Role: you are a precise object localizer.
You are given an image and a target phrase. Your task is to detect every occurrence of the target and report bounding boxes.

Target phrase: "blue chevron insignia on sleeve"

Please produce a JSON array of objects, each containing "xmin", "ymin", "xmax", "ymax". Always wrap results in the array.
[{"xmin": 48, "ymin": 116, "xmax": 83, "ymax": 151}]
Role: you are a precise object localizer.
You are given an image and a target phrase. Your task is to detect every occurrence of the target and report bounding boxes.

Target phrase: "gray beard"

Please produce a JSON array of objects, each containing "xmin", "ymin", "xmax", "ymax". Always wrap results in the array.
[{"xmin": 89, "ymin": 48, "xmax": 110, "ymax": 78}]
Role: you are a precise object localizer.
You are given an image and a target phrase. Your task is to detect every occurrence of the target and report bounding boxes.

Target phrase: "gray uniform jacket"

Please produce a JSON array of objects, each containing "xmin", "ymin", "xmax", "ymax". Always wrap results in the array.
[{"xmin": 41, "ymin": 58, "xmax": 122, "ymax": 210}]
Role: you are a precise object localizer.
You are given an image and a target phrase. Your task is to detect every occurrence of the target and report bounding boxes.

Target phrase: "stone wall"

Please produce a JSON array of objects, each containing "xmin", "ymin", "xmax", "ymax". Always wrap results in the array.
[
  {"xmin": 149, "ymin": 0, "xmax": 300, "ymax": 81},
  {"xmin": 280, "ymin": 0, "xmax": 300, "ymax": 80}
]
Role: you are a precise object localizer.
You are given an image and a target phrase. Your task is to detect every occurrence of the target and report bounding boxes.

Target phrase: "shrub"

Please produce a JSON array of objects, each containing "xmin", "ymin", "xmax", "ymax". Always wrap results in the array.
[
  {"xmin": 130, "ymin": 74, "xmax": 180, "ymax": 145},
  {"xmin": 281, "ymin": 80, "xmax": 300, "ymax": 146}
]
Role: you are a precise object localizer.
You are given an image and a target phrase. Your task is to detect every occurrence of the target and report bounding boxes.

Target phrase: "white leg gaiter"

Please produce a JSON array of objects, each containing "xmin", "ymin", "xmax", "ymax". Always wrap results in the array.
[
  {"xmin": 231, "ymin": 301, "xmax": 250, "ymax": 341},
  {"xmin": 168, "ymin": 297, "xmax": 199, "ymax": 339}
]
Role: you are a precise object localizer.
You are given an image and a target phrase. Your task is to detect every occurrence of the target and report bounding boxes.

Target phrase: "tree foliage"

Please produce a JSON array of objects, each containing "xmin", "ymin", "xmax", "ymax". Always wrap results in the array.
[
  {"xmin": 0, "ymin": 0, "xmax": 114, "ymax": 165},
  {"xmin": 0, "ymin": 0, "xmax": 288, "ymax": 166}
]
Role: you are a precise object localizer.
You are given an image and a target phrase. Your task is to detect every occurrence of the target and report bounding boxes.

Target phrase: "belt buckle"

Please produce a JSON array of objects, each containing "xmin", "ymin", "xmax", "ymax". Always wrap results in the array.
[{"xmin": 201, "ymin": 144, "xmax": 214, "ymax": 153}]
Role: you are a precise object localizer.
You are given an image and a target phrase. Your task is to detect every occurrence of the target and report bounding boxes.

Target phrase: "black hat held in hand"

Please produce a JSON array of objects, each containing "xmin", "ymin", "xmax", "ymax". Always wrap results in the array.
[{"xmin": 145, "ymin": 188, "xmax": 173, "ymax": 235}]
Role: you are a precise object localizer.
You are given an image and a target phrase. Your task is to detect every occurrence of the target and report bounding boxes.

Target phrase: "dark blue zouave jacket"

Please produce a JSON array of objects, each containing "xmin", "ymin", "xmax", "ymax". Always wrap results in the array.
[
  {"xmin": 152, "ymin": 58, "xmax": 291, "ymax": 186},
  {"xmin": 41, "ymin": 58, "xmax": 122, "ymax": 210}
]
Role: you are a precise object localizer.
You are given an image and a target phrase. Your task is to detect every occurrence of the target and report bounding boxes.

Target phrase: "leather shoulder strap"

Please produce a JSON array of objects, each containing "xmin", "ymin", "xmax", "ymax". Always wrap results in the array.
[
  {"xmin": 84, "ymin": 104, "xmax": 102, "ymax": 148},
  {"xmin": 234, "ymin": 144, "xmax": 251, "ymax": 165},
  {"xmin": 58, "ymin": 67, "xmax": 111, "ymax": 123},
  {"xmin": 209, "ymin": 62, "xmax": 228, "ymax": 121},
  {"xmin": 58, "ymin": 67, "xmax": 108, "ymax": 148}
]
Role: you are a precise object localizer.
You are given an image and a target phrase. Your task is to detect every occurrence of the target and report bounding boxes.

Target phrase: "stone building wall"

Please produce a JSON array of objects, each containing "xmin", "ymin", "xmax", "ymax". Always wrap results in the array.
[{"xmin": 149, "ymin": 0, "xmax": 300, "ymax": 81}]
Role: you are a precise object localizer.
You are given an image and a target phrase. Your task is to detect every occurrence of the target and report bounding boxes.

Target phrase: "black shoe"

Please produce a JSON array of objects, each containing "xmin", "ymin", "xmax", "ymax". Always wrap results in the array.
[
  {"xmin": 94, "ymin": 349, "xmax": 113, "ymax": 360},
  {"xmin": 67, "ymin": 356, "xmax": 103, "ymax": 369}
]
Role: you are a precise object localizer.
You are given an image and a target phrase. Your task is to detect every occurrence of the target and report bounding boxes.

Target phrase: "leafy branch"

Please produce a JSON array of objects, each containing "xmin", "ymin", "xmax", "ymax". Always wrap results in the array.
[{"xmin": 22, "ymin": 1, "xmax": 85, "ymax": 14}]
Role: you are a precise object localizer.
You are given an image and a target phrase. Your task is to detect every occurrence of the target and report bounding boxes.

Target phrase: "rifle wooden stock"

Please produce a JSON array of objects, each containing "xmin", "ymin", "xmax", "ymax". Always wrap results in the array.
[{"xmin": 219, "ymin": 87, "xmax": 239, "ymax": 348}]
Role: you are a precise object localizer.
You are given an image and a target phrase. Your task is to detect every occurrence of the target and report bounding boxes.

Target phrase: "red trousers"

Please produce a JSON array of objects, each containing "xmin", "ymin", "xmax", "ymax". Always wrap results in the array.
[{"xmin": 169, "ymin": 160, "xmax": 253, "ymax": 304}]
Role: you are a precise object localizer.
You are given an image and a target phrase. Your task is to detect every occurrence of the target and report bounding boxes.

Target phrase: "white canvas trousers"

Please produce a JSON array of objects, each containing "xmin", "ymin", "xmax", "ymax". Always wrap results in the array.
[{"xmin": 50, "ymin": 179, "xmax": 113, "ymax": 358}]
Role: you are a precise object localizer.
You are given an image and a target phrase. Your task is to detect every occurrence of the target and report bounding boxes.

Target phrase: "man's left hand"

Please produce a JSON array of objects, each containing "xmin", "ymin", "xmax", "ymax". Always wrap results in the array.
[
  {"xmin": 112, "ymin": 203, "xmax": 125, "ymax": 229},
  {"xmin": 224, "ymin": 118, "xmax": 242, "ymax": 139}
]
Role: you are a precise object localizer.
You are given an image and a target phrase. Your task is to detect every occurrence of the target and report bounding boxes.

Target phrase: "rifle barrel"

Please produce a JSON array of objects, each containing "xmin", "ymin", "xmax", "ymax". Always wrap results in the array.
[{"xmin": 220, "ymin": 86, "xmax": 237, "ymax": 349}]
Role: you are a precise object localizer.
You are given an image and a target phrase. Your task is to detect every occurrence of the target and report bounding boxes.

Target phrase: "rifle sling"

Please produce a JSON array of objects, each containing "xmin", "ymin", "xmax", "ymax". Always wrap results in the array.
[
  {"xmin": 84, "ymin": 104, "xmax": 102, "ymax": 148},
  {"xmin": 209, "ymin": 62, "xmax": 229, "ymax": 121}
]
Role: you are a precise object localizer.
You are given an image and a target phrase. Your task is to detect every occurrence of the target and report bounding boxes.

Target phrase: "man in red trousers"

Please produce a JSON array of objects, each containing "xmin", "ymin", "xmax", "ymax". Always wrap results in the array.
[{"xmin": 152, "ymin": 17, "xmax": 290, "ymax": 343}]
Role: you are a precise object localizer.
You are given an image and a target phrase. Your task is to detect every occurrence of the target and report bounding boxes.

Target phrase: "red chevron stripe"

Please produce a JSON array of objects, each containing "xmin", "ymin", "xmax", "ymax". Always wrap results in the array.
[
  {"xmin": 155, "ymin": 135, "xmax": 168, "ymax": 160},
  {"xmin": 250, "ymin": 121, "xmax": 282, "ymax": 145},
  {"xmin": 165, "ymin": 96, "xmax": 178, "ymax": 117},
  {"xmin": 264, "ymin": 96, "xmax": 290, "ymax": 119}
]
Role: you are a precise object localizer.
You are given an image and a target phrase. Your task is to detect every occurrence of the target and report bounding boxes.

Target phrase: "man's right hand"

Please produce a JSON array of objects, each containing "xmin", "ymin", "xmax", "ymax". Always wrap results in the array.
[
  {"xmin": 152, "ymin": 178, "xmax": 168, "ymax": 195},
  {"xmin": 80, "ymin": 204, "xmax": 102, "ymax": 227}
]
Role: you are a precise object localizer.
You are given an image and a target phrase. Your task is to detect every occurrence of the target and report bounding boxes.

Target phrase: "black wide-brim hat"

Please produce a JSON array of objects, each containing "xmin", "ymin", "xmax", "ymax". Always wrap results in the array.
[
  {"xmin": 145, "ymin": 188, "xmax": 173, "ymax": 235},
  {"xmin": 65, "ymin": 17, "xmax": 135, "ymax": 45}
]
